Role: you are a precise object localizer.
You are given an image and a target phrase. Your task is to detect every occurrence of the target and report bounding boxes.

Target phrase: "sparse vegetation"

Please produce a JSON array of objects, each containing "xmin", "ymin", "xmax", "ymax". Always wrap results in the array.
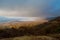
[{"xmin": 0, "ymin": 16, "xmax": 60, "ymax": 40}]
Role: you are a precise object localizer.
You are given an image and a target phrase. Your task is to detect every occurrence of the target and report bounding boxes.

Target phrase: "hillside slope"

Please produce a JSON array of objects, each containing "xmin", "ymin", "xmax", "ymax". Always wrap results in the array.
[
  {"xmin": 0, "ymin": 16, "xmax": 60, "ymax": 40},
  {"xmin": 39, "ymin": 16, "xmax": 60, "ymax": 34}
]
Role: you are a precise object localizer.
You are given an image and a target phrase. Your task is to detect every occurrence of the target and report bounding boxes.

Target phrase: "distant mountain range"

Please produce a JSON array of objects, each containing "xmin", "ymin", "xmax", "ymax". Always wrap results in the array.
[
  {"xmin": 0, "ymin": 16, "xmax": 16, "ymax": 22},
  {"xmin": 0, "ymin": 16, "xmax": 37, "ymax": 22},
  {"xmin": 0, "ymin": 16, "xmax": 48, "ymax": 23},
  {"xmin": 0, "ymin": 16, "xmax": 58, "ymax": 23}
]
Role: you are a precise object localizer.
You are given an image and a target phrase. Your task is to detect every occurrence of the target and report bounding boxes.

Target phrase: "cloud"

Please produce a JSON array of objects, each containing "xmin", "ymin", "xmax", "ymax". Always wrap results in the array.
[
  {"xmin": 0, "ymin": 7, "xmax": 37, "ymax": 16},
  {"xmin": 0, "ymin": 0, "xmax": 60, "ymax": 18},
  {"xmin": 0, "ymin": 6, "xmax": 46, "ymax": 18}
]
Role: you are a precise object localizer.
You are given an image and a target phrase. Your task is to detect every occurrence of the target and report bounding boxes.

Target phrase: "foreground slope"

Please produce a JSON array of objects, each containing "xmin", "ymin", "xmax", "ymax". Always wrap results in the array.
[{"xmin": 0, "ymin": 36, "xmax": 58, "ymax": 40}]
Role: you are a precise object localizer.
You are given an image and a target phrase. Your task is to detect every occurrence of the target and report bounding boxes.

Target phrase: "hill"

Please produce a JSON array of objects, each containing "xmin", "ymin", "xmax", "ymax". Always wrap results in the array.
[
  {"xmin": 0, "ymin": 19, "xmax": 47, "ymax": 29},
  {"xmin": 0, "ymin": 16, "xmax": 60, "ymax": 40},
  {"xmin": 39, "ymin": 16, "xmax": 60, "ymax": 34}
]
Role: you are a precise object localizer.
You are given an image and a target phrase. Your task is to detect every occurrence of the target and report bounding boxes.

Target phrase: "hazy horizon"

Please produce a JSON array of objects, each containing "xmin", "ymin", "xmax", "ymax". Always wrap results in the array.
[{"xmin": 0, "ymin": 0, "xmax": 60, "ymax": 21}]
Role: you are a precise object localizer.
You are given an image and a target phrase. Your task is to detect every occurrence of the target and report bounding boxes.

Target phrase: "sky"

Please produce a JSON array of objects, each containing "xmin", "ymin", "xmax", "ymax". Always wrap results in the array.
[{"xmin": 0, "ymin": 0, "xmax": 60, "ymax": 18}]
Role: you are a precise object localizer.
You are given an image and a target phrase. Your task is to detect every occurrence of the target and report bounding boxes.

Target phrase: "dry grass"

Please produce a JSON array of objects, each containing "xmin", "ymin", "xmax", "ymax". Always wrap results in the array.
[{"xmin": 0, "ymin": 36, "xmax": 58, "ymax": 40}]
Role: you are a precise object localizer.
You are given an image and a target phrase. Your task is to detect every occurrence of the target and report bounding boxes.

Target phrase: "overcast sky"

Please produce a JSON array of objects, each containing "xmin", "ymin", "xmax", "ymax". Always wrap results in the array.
[{"xmin": 0, "ymin": 0, "xmax": 60, "ymax": 18}]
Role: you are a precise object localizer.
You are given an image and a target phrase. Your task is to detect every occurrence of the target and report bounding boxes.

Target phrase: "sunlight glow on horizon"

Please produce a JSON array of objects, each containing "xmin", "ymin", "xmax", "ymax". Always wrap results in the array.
[{"xmin": 6, "ymin": 17, "xmax": 45, "ymax": 21}]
